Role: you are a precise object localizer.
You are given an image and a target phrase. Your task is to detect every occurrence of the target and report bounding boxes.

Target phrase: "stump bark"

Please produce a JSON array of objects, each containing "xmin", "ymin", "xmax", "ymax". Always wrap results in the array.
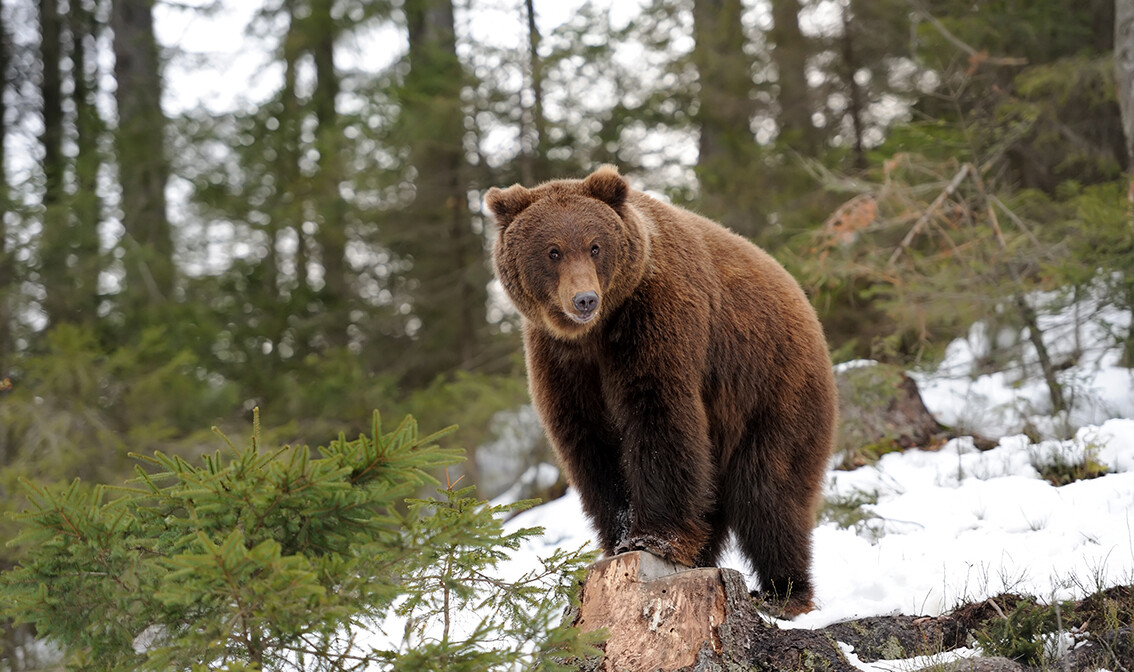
[{"xmin": 569, "ymin": 551, "xmax": 852, "ymax": 671}]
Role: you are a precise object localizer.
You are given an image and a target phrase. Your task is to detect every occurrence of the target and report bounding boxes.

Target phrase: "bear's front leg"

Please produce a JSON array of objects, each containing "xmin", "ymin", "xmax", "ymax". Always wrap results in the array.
[
  {"xmin": 525, "ymin": 331, "xmax": 632, "ymax": 556},
  {"xmin": 599, "ymin": 282, "xmax": 717, "ymax": 567},
  {"xmin": 607, "ymin": 371, "xmax": 716, "ymax": 567}
]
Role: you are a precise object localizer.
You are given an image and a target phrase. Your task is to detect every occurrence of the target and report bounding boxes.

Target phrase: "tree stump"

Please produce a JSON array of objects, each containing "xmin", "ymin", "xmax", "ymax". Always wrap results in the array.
[
  {"xmin": 570, "ymin": 551, "xmax": 853, "ymax": 671},
  {"xmin": 834, "ymin": 362, "xmax": 949, "ymax": 468}
]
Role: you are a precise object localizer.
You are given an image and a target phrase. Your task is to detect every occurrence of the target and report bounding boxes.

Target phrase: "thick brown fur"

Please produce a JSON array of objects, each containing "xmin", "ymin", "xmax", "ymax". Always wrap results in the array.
[{"xmin": 486, "ymin": 165, "xmax": 837, "ymax": 617}]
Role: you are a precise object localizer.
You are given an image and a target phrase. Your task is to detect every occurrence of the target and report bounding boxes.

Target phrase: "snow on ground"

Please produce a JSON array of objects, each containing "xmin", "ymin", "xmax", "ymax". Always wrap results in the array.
[
  {"xmin": 803, "ymin": 421, "xmax": 1134, "ymax": 627},
  {"xmin": 499, "ymin": 299, "xmax": 1134, "ymax": 640},
  {"xmin": 913, "ymin": 291, "xmax": 1134, "ymax": 438}
]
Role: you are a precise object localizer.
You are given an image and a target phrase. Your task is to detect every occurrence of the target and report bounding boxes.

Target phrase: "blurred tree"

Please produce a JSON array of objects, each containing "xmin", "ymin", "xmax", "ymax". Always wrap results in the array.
[
  {"xmin": 692, "ymin": 0, "xmax": 760, "ymax": 236},
  {"xmin": 521, "ymin": 0, "xmax": 699, "ymax": 189},
  {"xmin": 111, "ymin": 0, "xmax": 174, "ymax": 321},
  {"xmin": 520, "ymin": 0, "xmax": 550, "ymax": 184},
  {"xmin": 807, "ymin": 0, "xmax": 911, "ymax": 171},
  {"xmin": 801, "ymin": 0, "xmax": 1130, "ymax": 365},
  {"xmin": 309, "ymin": 0, "xmax": 350, "ymax": 350},
  {"xmin": 36, "ymin": 0, "xmax": 67, "ymax": 326},
  {"xmin": 273, "ymin": 0, "xmax": 309, "ymax": 365},
  {"xmin": 915, "ymin": 0, "xmax": 1119, "ymax": 191},
  {"xmin": 0, "ymin": 3, "xmax": 10, "ymax": 376},
  {"xmin": 1117, "ymin": 0, "xmax": 1134, "ymax": 364},
  {"xmin": 180, "ymin": 0, "xmax": 319, "ymax": 400},
  {"xmin": 34, "ymin": 0, "xmax": 104, "ymax": 330},
  {"xmin": 396, "ymin": 0, "xmax": 489, "ymax": 386},
  {"xmin": 771, "ymin": 0, "xmax": 818, "ymax": 154},
  {"xmin": 913, "ymin": 0, "xmax": 1124, "ymax": 323},
  {"xmin": 835, "ymin": 3, "xmax": 868, "ymax": 170},
  {"xmin": 159, "ymin": 0, "xmax": 539, "ymax": 467},
  {"xmin": 68, "ymin": 0, "xmax": 105, "ymax": 325},
  {"xmin": 801, "ymin": 0, "xmax": 1134, "ymax": 409},
  {"xmin": 1117, "ymin": 0, "xmax": 1134, "ymax": 196},
  {"xmin": 687, "ymin": 0, "xmax": 861, "ymax": 244}
]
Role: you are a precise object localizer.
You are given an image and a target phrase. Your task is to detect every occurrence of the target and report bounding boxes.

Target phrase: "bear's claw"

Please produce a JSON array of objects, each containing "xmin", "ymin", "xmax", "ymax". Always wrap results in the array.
[{"xmin": 614, "ymin": 534, "xmax": 694, "ymax": 567}]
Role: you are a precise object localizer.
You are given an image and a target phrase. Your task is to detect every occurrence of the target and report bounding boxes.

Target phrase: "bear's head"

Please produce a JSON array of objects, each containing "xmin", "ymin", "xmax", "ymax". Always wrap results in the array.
[{"xmin": 486, "ymin": 165, "xmax": 650, "ymax": 340}]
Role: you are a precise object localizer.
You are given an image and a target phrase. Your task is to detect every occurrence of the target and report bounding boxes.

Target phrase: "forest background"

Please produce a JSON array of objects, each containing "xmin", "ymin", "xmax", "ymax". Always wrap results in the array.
[{"xmin": 0, "ymin": 0, "xmax": 1132, "ymax": 666}]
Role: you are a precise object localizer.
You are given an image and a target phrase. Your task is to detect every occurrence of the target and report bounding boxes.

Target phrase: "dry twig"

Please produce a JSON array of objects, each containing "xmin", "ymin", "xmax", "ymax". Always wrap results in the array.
[{"xmin": 887, "ymin": 163, "xmax": 972, "ymax": 267}]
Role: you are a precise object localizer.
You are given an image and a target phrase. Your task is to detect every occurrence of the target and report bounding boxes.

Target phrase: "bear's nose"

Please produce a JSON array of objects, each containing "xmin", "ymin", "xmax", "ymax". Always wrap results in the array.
[{"xmin": 573, "ymin": 291, "xmax": 598, "ymax": 314}]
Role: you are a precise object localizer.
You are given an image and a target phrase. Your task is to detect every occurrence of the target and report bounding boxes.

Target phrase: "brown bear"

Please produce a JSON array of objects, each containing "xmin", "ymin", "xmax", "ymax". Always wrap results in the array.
[{"xmin": 486, "ymin": 165, "xmax": 836, "ymax": 617}]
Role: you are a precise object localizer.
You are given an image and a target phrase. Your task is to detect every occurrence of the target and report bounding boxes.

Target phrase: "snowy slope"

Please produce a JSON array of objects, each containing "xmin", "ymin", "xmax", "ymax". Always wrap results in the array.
[{"xmin": 500, "ymin": 302, "xmax": 1134, "ymax": 634}]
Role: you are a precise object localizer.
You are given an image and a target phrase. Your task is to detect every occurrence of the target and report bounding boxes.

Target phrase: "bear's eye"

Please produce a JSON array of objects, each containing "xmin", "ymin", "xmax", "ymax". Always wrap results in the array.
[
  {"xmin": 548, "ymin": 248, "xmax": 561, "ymax": 261},
  {"xmin": 590, "ymin": 244, "xmax": 600, "ymax": 257}
]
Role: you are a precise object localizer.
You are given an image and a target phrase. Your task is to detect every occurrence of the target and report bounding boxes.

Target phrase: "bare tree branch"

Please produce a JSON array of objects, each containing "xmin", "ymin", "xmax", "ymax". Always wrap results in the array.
[{"xmin": 887, "ymin": 162, "xmax": 971, "ymax": 267}]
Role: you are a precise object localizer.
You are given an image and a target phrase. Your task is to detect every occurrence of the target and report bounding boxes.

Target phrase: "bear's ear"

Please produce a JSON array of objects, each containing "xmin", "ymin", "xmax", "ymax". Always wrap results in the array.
[
  {"xmin": 485, "ymin": 184, "xmax": 535, "ymax": 229},
  {"xmin": 583, "ymin": 164, "xmax": 628, "ymax": 211}
]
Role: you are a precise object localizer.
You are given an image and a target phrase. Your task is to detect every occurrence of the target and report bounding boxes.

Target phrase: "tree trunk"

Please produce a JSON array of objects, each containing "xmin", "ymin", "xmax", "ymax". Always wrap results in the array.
[
  {"xmin": 280, "ymin": 1, "xmax": 310, "ymax": 313},
  {"xmin": 111, "ymin": 0, "xmax": 174, "ymax": 317},
  {"xmin": 1015, "ymin": 294, "xmax": 1066, "ymax": 414},
  {"xmin": 310, "ymin": 0, "xmax": 349, "ymax": 350},
  {"xmin": 521, "ymin": 0, "xmax": 549, "ymax": 185},
  {"xmin": 1117, "ymin": 0, "xmax": 1134, "ymax": 191},
  {"xmin": 771, "ymin": 0, "xmax": 817, "ymax": 153},
  {"xmin": 39, "ymin": 0, "xmax": 68, "ymax": 327},
  {"xmin": 400, "ymin": 0, "xmax": 485, "ymax": 385},
  {"xmin": 1116, "ymin": 0, "xmax": 1134, "ymax": 365},
  {"xmin": 841, "ymin": 4, "xmax": 868, "ymax": 170},
  {"xmin": 270, "ymin": 0, "xmax": 304, "ymax": 364},
  {"xmin": 70, "ymin": 2, "xmax": 104, "ymax": 323},
  {"xmin": 0, "ymin": 0, "xmax": 11, "ymax": 374},
  {"xmin": 692, "ymin": 0, "xmax": 760, "ymax": 237}
]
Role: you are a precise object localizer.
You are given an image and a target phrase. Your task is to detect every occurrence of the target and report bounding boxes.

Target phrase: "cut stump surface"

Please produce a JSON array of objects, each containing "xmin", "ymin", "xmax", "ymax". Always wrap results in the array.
[{"xmin": 574, "ymin": 552, "xmax": 728, "ymax": 670}]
